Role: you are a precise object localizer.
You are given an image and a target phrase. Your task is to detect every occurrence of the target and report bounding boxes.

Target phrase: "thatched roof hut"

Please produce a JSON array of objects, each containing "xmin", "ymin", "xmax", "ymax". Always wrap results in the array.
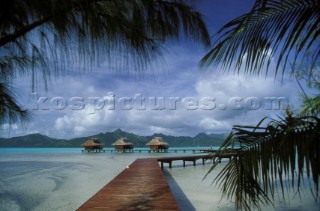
[
  {"xmin": 81, "ymin": 138, "xmax": 104, "ymax": 150},
  {"xmin": 146, "ymin": 137, "xmax": 169, "ymax": 150},
  {"xmin": 112, "ymin": 138, "xmax": 134, "ymax": 150}
]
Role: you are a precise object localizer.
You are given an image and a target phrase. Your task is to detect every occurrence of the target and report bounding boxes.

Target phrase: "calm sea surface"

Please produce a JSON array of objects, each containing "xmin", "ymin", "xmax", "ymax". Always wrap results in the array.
[{"xmin": 0, "ymin": 148, "xmax": 318, "ymax": 211}]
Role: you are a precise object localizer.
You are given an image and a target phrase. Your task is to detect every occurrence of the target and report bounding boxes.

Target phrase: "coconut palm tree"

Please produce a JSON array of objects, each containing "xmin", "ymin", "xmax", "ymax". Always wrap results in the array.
[
  {"xmin": 0, "ymin": 0, "xmax": 210, "ymax": 126},
  {"xmin": 200, "ymin": 0, "xmax": 320, "ymax": 210}
]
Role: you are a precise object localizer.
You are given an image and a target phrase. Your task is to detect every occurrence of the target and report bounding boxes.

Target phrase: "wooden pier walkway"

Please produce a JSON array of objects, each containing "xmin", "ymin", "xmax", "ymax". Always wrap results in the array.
[
  {"xmin": 156, "ymin": 152, "xmax": 239, "ymax": 169},
  {"xmin": 77, "ymin": 158, "xmax": 179, "ymax": 211},
  {"xmin": 157, "ymin": 154, "xmax": 214, "ymax": 169},
  {"xmin": 93, "ymin": 149, "xmax": 206, "ymax": 153}
]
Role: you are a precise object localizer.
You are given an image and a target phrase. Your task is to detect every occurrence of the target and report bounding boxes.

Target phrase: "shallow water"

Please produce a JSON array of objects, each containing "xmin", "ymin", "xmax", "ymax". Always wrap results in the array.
[
  {"xmin": 0, "ymin": 148, "xmax": 319, "ymax": 211},
  {"xmin": 165, "ymin": 161, "xmax": 320, "ymax": 211},
  {"xmin": 0, "ymin": 148, "xmax": 139, "ymax": 211}
]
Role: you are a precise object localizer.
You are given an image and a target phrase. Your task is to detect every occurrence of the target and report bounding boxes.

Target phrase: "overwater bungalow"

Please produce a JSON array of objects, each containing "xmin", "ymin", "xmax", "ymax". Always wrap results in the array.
[
  {"xmin": 81, "ymin": 138, "xmax": 105, "ymax": 153},
  {"xmin": 112, "ymin": 138, "xmax": 134, "ymax": 152},
  {"xmin": 146, "ymin": 137, "xmax": 169, "ymax": 152}
]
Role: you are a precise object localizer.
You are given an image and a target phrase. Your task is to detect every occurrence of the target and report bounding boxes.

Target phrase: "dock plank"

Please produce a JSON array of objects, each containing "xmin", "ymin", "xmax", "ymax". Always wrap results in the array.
[{"xmin": 77, "ymin": 158, "xmax": 179, "ymax": 211}]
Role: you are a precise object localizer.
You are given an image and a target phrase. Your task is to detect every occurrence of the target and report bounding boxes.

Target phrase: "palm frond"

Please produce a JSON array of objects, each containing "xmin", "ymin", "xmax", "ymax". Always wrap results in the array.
[
  {"xmin": 0, "ymin": 0, "xmax": 210, "ymax": 80},
  {"xmin": 200, "ymin": 0, "xmax": 320, "ymax": 78},
  {"xmin": 300, "ymin": 95, "xmax": 320, "ymax": 115},
  {"xmin": 0, "ymin": 83, "xmax": 30, "ymax": 127},
  {"xmin": 207, "ymin": 113, "xmax": 320, "ymax": 210},
  {"xmin": 0, "ymin": 0, "xmax": 210, "ymax": 125}
]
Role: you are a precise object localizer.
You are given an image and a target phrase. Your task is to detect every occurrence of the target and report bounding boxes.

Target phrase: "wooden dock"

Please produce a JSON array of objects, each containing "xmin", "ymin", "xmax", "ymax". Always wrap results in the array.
[
  {"xmin": 82, "ymin": 149, "xmax": 106, "ymax": 153},
  {"xmin": 95, "ymin": 148, "xmax": 206, "ymax": 153},
  {"xmin": 157, "ymin": 152, "xmax": 239, "ymax": 169},
  {"xmin": 157, "ymin": 154, "xmax": 214, "ymax": 169},
  {"xmin": 77, "ymin": 158, "xmax": 179, "ymax": 211}
]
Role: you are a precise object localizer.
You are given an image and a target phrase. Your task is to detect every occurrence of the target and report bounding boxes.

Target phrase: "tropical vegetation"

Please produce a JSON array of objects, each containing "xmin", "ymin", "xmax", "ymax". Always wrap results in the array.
[
  {"xmin": 201, "ymin": 0, "xmax": 319, "ymax": 210},
  {"xmin": 1, "ymin": 0, "xmax": 319, "ymax": 209},
  {"xmin": 200, "ymin": 0, "xmax": 319, "ymax": 78},
  {"xmin": 207, "ymin": 111, "xmax": 319, "ymax": 210},
  {"xmin": 0, "ymin": 0, "xmax": 210, "ymax": 127},
  {"xmin": 293, "ymin": 49, "xmax": 320, "ymax": 115}
]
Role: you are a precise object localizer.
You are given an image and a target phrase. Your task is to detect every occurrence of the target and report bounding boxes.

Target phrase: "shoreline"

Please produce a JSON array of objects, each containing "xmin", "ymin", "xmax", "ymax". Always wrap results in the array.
[{"xmin": 0, "ymin": 148, "xmax": 319, "ymax": 211}]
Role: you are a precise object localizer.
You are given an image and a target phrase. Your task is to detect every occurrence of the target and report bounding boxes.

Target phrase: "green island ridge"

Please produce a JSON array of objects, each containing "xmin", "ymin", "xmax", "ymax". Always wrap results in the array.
[{"xmin": 0, "ymin": 129, "xmax": 228, "ymax": 148}]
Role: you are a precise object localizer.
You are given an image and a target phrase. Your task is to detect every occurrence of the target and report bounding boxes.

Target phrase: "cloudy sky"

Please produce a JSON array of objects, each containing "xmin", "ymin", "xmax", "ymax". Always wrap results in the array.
[{"xmin": 2, "ymin": 0, "xmax": 314, "ymax": 139}]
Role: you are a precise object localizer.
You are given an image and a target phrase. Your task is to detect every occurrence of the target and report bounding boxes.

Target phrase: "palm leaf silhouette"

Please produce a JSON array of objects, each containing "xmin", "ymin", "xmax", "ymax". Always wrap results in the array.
[
  {"xmin": 0, "ymin": 0, "xmax": 210, "ymax": 125},
  {"xmin": 200, "ymin": 0, "xmax": 320, "ymax": 78},
  {"xmin": 208, "ymin": 113, "xmax": 320, "ymax": 210}
]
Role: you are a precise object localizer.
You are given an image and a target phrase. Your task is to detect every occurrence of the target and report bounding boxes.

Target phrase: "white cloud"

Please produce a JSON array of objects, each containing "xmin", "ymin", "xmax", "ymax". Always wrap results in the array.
[
  {"xmin": 2, "ymin": 0, "xmax": 312, "ymax": 140},
  {"xmin": 53, "ymin": 108, "xmax": 117, "ymax": 137},
  {"xmin": 7, "ymin": 68, "xmax": 300, "ymax": 139},
  {"xmin": 199, "ymin": 118, "xmax": 231, "ymax": 131},
  {"xmin": 1, "ymin": 123, "xmax": 18, "ymax": 130},
  {"xmin": 4, "ymin": 42, "xmax": 304, "ymax": 139}
]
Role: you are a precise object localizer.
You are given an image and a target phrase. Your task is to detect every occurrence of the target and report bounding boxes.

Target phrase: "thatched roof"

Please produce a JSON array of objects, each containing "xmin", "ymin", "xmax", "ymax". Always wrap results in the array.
[
  {"xmin": 146, "ymin": 137, "xmax": 168, "ymax": 146},
  {"xmin": 81, "ymin": 138, "xmax": 104, "ymax": 147},
  {"xmin": 112, "ymin": 138, "xmax": 133, "ymax": 146}
]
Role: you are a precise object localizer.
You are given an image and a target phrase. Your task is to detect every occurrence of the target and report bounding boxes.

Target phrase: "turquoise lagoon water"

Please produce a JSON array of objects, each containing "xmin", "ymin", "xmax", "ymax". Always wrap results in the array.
[{"xmin": 0, "ymin": 148, "xmax": 319, "ymax": 211}]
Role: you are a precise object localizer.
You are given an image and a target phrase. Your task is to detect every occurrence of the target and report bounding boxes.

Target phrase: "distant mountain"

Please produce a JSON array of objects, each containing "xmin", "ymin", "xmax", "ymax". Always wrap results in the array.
[
  {"xmin": 0, "ymin": 133, "xmax": 67, "ymax": 147},
  {"xmin": 0, "ymin": 129, "xmax": 228, "ymax": 148}
]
